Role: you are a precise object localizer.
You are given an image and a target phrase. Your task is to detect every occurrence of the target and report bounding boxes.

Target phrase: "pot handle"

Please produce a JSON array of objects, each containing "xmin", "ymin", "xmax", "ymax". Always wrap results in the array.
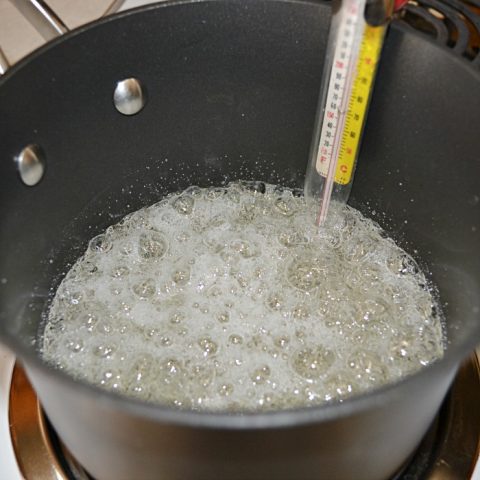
[{"xmin": 0, "ymin": 0, "xmax": 126, "ymax": 74}]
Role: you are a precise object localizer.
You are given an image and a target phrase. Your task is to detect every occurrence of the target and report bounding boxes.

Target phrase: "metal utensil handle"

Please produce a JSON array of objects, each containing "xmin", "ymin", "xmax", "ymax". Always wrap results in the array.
[
  {"xmin": 0, "ymin": 0, "xmax": 126, "ymax": 74},
  {"xmin": 0, "ymin": 48, "xmax": 9, "ymax": 75},
  {"xmin": 8, "ymin": 0, "xmax": 68, "ymax": 41}
]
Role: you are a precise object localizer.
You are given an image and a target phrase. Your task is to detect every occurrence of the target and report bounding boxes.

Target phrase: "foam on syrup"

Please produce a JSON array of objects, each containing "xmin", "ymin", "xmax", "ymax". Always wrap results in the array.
[{"xmin": 42, "ymin": 182, "xmax": 444, "ymax": 411}]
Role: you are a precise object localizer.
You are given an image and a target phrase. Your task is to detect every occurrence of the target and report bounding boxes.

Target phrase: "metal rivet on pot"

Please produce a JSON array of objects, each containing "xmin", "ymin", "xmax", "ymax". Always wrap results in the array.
[
  {"xmin": 113, "ymin": 78, "xmax": 146, "ymax": 115},
  {"xmin": 16, "ymin": 144, "xmax": 46, "ymax": 186}
]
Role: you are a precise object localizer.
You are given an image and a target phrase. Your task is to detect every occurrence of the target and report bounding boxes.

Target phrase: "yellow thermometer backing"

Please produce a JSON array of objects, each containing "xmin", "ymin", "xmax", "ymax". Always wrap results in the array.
[
  {"xmin": 317, "ymin": 24, "xmax": 385, "ymax": 186},
  {"xmin": 336, "ymin": 24, "xmax": 385, "ymax": 185}
]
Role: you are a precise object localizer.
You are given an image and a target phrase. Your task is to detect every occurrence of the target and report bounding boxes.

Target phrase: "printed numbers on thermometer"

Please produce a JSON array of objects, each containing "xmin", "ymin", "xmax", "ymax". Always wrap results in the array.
[{"xmin": 316, "ymin": 6, "xmax": 385, "ymax": 186}]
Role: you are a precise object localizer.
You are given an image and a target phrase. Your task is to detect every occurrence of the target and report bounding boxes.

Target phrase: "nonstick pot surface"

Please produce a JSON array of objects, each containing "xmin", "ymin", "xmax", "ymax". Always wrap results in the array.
[{"xmin": 0, "ymin": 0, "xmax": 479, "ymax": 426}]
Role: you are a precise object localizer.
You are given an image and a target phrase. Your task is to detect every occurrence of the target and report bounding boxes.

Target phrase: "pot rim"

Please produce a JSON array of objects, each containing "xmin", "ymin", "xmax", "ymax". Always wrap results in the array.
[{"xmin": 1, "ymin": 0, "xmax": 480, "ymax": 430}]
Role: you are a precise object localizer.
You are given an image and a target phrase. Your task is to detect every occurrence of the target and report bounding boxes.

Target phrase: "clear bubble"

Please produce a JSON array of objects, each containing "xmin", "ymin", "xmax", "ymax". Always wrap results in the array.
[
  {"xmin": 110, "ymin": 265, "xmax": 130, "ymax": 278},
  {"xmin": 169, "ymin": 311, "xmax": 185, "ymax": 324},
  {"xmin": 81, "ymin": 312, "xmax": 98, "ymax": 332},
  {"xmin": 251, "ymin": 365, "xmax": 271, "ymax": 384},
  {"xmin": 274, "ymin": 196, "xmax": 297, "ymax": 217},
  {"xmin": 206, "ymin": 187, "xmax": 227, "ymax": 200},
  {"xmin": 228, "ymin": 334, "xmax": 243, "ymax": 345},
  {"xmin": 184, "ymin": 186, "xmax": 202, "ymax": 197},
  {"xmin": 198, "ymin": 337, "xmax": 218, "ymax": 356},
  {"xmin": 343, "ymin": 239, "xmax": 371, "ymax": 262},
  {"xmin": 100, "ymin": 370, "xmax": 123, "ymax": 390},
  {"xmin": 387, "ymin": 253, "xmax": 420, "ymax": 276},
  {"xmin": 65, "ymin": 339, "xmax": 84, "ymax": 353},
  {"xmin": 244, "ymin": 180, "xmax": 266, "ymax": 194},
  {"xmin": 230, "ymin": 239, "xmax": 259, "ymax": 258},
  {"xmin": 110, "ymin": 286, "xmax": 122, "ymax": 296},
  {"xmin": 159, "ymin": 358, "xmax": 185, "ymax": 384},
  {"xmin": 347, "ymin": 349, "xmax": 388, "ymax": 383},
  {"xmin": 209, "ymin": 213, "xmax": 226, "ymax": 227},
  {"xmin": 324, "ymin": 373, "xmax": 358, "ymax": 401},
  {"xmin": 46, "ymin": 315, "xmax": 66, "ymax": 338},
  {"xmin": 176, "ymin": 231, "xmax": 190, "ymax": 243},
  {"xmin": 65, "ymin": 289, "xmax": 83, "ymax": 306},
  {"xmin": 129, "ymin": 353, "xmax": 154, "ymax": 382},
  {"xmin": 81, "ymin": 261, "xmax": 98, "ymax": 275},
  {"xmin": 120, "ymin": 241, "xmax": 134, "ymax": 256},
  {"xmin": 292, "ymin": 304, "xmax": 310, "ymax": 320},
  {"xmin": 172, "ymin": 195, "xmax": 195, "ymax": 215},
  {"xmin": 172, "ymin": 267, "xmax": 191, "ymax": 286},
  {"xmin": 203, "ymin": 235, "xmax": 225, "ymax": 254},
  {"xmin": 160, "ymin": 335, "xmax": 173, "ymax": 346},
  {"xmin": 266, "ymin": 292, "xmax": 284, "ymax": 311},
  {"xmin": 274, "ymin": 335, "xmax": 290, "ymax": 349},
  {"xmin": 417, "ymin": 324, "xmax": 444, "ymax": 365},
  {"xmin": 292, "ymin": 346, "xmax": 335, "ymax": 380},
  {"xmin": 138, "ymin": 232, "xmax": 167, "ymax": 260},
  {"xmin": 258, "ymin": 392, "xmax": 279, "ymax": 409},
  {"xmin": 231, "ymin": 270, "xmax": 248, "ymax": 289},
  {"xmin": 93, "ymin": 344, "xmax": 116, "ymax": 358},
  {"xmin": 278, "ymin": 232, "xmax": 308, "ymax": 248},
  {"xmin": 95, "ymin": 320, "xmax": 113, "ymax": 335},
  {"xmin": 218, "ymin": 383, "xmax": 234, "ymax": 397},
  {"xmin": 236, "ymin": 203, "xmax": 256, "ymax": 224},
  {"xmin": 349, "ymin": 328, "xmax": 376, "ymax": 345},
  {"xmin": 117, "ymin": 323, "xmax": 130, "ymax": 335},
  {"xmin": 132, "ymin": 278, "xmax": 156, "ymax": 299},
  {"xmin": 142, "ymin": 328, "xmax": 160, "ymax": 341},
  {"xmin": 190, "ymin": 364, "xmax": 215, "ymax": 388},
  {"xmin": 226, "ymin": 186, "xmax": 241, "ymax": 203},
  {"xmin": 126, "ymin": 354, "xmax": 157, "ymax": 396},
  {"xmin": 416, "ymin": 294, "xmax": 433, "ymax": 318},
  {"xmin": 130, "ymin": 212, "xmax": 152, "ymax": 230},
  {"xmin": 358, "ymin": 298, "xmax": 389, "ymax": 321},
  {"xmin": 89, "ymin": 234, "xmax": 112, "ymax": 253},
  {"xmin": 287, "ymin": 257, "xmax": 326, "ymax": 291},
  {"xmin": 389, "ymin": 333, "xmax": 416, "ymax": 361},
  {"xmin": 216, "ymin": 311, "xmax": 230, "ymax": 323}
]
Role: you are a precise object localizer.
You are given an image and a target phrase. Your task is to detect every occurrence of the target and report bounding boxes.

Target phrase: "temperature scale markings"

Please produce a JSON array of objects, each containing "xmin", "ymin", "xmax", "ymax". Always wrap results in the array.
[{"xmin": 316, "ymin": 5, "xmax": 385, "ymax": 186}]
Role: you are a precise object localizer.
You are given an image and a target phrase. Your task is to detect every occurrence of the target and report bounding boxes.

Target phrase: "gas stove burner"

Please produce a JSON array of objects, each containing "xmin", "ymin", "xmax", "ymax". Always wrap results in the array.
[
  {"xmin": 396, "ymin": 0, "xmax": 480, "ymax": 66},
  {"xmin": 8, "ymin": 355, "xmax": 480, "ymax": 480},
  {"xmin": 8, "ymin": 366, "xmax": 91, "ymax": 480}
]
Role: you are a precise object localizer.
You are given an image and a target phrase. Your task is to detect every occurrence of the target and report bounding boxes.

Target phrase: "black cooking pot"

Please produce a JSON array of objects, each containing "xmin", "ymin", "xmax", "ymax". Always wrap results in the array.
[{"xmin": 1, "ymin": 1, "xmax": 480, "ymax": 479}]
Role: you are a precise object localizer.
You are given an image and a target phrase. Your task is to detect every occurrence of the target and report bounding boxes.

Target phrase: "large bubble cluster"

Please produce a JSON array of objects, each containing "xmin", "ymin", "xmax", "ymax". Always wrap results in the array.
[{"xmin": 42, "ymin": 182, "xmax": 444, "ymax": 411}]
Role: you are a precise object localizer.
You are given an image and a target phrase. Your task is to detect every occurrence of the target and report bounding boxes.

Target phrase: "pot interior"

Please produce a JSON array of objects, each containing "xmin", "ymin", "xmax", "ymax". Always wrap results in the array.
[{"xmin": 0, "ymin": 0, "xmax": 479, "ymax": 405}]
